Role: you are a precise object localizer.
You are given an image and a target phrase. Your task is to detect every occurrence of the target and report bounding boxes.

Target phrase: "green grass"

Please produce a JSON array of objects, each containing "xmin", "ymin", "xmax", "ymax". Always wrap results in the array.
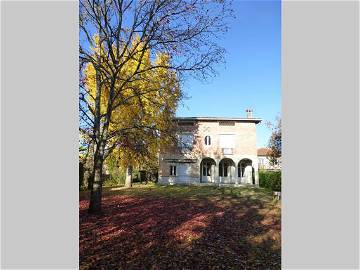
[{"xmin": 80, "ymin": 182, "xmax": 277, "ymax": 204}]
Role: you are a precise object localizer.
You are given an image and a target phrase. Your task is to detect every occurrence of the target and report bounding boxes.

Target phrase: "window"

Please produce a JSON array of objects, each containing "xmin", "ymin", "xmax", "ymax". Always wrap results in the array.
[
  {"xmin": 204, "ymin": 135, "xmax": 211, "ymax": 145},
  {"xmin": 219, "ymin": 134, "xmax": 235, "ymax": 148},
  {"xmin": 220, "ymin": 134, "xmax": 235, "ymax": 155},
  {"xmin": 178, "ymin": 133, "xmax": 193, "ymax": 149},
  {"xmin": 170, "ymin": 165, "xmax": 176, "ymax": 176}
]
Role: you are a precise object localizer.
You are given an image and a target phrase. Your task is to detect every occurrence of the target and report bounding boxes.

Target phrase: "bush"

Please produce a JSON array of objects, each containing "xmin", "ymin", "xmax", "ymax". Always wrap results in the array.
[
  {"xmin": 103, "ymin": 157, "xmax": 125, "ymax": 187},
  {"xmin": 259, "ymin": 170, "xmax": 281, "ymax": 192},
  {"xmin": 103, "ymin": 169, "xmax": 125, "ymax": 187}
]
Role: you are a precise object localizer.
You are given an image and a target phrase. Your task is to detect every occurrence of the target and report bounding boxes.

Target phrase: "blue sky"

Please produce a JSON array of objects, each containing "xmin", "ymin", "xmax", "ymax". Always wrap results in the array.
[{"xmin": 176, "ymin": 0, "xmax": 281, "ymax": 147}]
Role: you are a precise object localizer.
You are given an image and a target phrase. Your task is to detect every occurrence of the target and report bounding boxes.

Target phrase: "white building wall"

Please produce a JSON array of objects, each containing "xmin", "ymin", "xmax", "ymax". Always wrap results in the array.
[{"xmin": 258, "ymin": 156, "xmax": 281, "ymax": 170}]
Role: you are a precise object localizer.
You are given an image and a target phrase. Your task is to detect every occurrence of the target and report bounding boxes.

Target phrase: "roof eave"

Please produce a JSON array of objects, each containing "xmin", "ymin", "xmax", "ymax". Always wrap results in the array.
[{"xmin": 173, "ymin": 117, "xmax": 262, "ymax": 124}]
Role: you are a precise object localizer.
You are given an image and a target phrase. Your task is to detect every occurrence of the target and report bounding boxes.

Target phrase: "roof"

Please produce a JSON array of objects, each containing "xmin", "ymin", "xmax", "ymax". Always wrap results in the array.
[
  {"xmin": 174, "ymin": 116, "xmax": 262, "ymax": 124},
  {"xmin": 257, "ymin": 148, "xmax": 273, "ymax": 156}
]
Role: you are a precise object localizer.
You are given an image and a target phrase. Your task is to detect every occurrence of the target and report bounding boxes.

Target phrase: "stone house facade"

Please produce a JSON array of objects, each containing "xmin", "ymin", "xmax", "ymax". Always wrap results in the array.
[{"xmin": 158, "ymin": 110, "xmax": 262, "ymax": 186}]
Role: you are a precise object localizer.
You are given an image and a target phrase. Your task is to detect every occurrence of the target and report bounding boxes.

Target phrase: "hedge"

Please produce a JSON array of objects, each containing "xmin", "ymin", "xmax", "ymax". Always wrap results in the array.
[{"xmin": 259, "ymin": 170, "xmax": 281, "ymax": 192}]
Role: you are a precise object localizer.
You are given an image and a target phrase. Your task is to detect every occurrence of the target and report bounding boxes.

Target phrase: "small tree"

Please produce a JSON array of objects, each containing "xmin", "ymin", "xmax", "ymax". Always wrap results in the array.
[{"xmin": 266, "ymin": 116, "xmax": 281, "ymax": 167}]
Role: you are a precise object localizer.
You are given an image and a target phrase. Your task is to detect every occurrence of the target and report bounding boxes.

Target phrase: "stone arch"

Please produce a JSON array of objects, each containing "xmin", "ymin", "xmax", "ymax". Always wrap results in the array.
[
  {"xmin": 200, "ymin": 158, "xmax": 216, "ymax": 183},
  {"xmin": 219, "ymin": 158, "xmax": 236, "ymax": 183},
  {"xmin": 238, "ymin": 158, "xmax": 255, "ymax": 184}
]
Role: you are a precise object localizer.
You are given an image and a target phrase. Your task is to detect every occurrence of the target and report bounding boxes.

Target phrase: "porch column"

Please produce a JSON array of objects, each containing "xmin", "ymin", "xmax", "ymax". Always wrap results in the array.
[
  {"xmin": 235, "ymin": 163, "xmax": 239, "ymax": 185},
  {"xmin": 239, "ymin": 164, "xmax": 243, "ymax": 184},
  {"xmin": 231, "ymin": 166, "xmax": 236, "ymax": 184},
  {"xmin": 211, "ymin": 164, "xmax": 215, "ymax": 183},
  {"xmin": 215, "ymin": 161, "xmax": 219, "ymax": 184},
  {"xmin": 253, "ymin": 162, "xmax": 259, "ymax": 186}
]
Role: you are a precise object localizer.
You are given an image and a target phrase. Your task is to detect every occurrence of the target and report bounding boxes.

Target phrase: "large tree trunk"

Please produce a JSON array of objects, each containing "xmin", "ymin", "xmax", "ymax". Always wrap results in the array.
[
  {"xmin": 86, "ymin": 171, "xmax": 94, "ymax": 191},
  {"xmin": 88, "ymin": 139, "xmax": 105, "ymax": 214},
  {"xmin": 125, "ymin": 165, "xmax": 133, "ymax": 188},
  {"xmin": 88, "ymin": 155, "xmax": 103, "ymax": 214}
]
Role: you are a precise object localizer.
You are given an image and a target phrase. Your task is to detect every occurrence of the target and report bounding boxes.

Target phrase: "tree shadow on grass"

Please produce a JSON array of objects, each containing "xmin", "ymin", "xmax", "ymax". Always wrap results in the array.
[{"xmin": 80, "ymin": 193, "xmax": 280, "ymax": 270}]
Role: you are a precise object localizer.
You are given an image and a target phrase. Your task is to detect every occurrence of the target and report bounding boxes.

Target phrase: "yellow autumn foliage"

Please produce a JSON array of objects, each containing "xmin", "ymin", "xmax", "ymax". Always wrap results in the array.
[{"xmin": 84, "ymin": 35, "xmax": 181, "ymax": 169}]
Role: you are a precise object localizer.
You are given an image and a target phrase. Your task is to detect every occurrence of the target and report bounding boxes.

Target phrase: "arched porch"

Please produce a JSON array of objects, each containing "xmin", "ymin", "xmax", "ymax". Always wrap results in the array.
[
  {"xmin": 219, "ymin": 158, "xmax": 236, "ymax": 184},
  {"xmin": 200, "ymin": 158, "xmax": 216, "ymax": 183},
  {"xmin": 238, "ymin": 158, "xmax": 255, "ymax": 184}
]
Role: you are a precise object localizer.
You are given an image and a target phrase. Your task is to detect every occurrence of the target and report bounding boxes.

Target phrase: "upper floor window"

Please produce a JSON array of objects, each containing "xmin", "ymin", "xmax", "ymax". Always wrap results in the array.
[
  {"xmin": 204, "ymin": 135, "xmax": 211, "ymax": 145},
  {"xmin": 219, "ymin": 134, "xmax": 235, "ymax": 155},
  {"xmin": 178, "ymin": 133, "xmax": 193, "ymax": 149},
  {"xmin": 219, "ymin": 134, "xmax": 235, "ymax": 148}
]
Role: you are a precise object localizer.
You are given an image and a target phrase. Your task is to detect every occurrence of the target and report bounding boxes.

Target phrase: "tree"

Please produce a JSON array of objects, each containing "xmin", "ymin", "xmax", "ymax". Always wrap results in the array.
[
  {"xmin": 267, "ymin": 116, "xmax": 281, "ymax": 167},
  {"xmin": 101, "ymin": 47, "xmax": 182, "ymax": 188},
  {"xmin": 79, "ymin": 0, "xmax": 234, "ymax": 214},
  {"xmin": 84, "ymin": 37, "xmax": 181, "ymax": 188}
]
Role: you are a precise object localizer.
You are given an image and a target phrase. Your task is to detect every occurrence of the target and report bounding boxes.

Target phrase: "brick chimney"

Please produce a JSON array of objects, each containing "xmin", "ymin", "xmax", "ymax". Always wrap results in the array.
[{"xmin": 246, "ymin": 109, "xmax": 253, "ymax": 118}]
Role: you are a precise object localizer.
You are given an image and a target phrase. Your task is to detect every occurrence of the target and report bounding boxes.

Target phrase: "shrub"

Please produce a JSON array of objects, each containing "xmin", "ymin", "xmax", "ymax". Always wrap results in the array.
[
  {"xmin": 103, "ymin": 168, "xmax": 125, "ymax": 187},
  {"xmin": 103, "ymin": 157, "xmax": 125, "ymax": 187},
  {"xmin": 259, "ymin": 170, "xmax": 281, "ymax": 192}
]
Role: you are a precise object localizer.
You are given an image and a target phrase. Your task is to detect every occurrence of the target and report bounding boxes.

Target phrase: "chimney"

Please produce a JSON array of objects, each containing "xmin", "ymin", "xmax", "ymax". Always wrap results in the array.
[{"xmin": 246, "ymin": 109, "xmax": 253, "ymax": 118}]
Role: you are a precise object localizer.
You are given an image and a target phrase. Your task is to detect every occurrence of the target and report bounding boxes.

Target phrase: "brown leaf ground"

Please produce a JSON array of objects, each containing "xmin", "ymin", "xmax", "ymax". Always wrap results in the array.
[{"xmin": 80, "ymin": 184, "xmax": 281, "ymax": 269}]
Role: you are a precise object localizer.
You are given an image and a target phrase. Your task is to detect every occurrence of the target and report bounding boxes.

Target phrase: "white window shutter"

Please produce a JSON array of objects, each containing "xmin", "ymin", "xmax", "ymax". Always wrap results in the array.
[{"xmin": 219, "ymin": 134, "xmax": 235, "ymax": 148}]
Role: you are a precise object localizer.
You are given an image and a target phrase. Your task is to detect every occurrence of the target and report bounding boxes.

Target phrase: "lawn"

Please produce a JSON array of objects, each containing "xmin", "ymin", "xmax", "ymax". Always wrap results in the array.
[{"xmin": 80, "ymin": 183, "xmax": 281, "ymax": 269}]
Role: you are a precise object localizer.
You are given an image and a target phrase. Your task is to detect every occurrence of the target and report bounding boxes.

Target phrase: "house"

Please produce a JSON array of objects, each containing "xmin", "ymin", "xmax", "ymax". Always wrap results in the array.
[
  {"xmin": 158, "ymin": 110, "xmax": 262, "ymax": 186},
  {"xmin": 257, "ymin": 147, "xmax": 281, "ymax": 170}
]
